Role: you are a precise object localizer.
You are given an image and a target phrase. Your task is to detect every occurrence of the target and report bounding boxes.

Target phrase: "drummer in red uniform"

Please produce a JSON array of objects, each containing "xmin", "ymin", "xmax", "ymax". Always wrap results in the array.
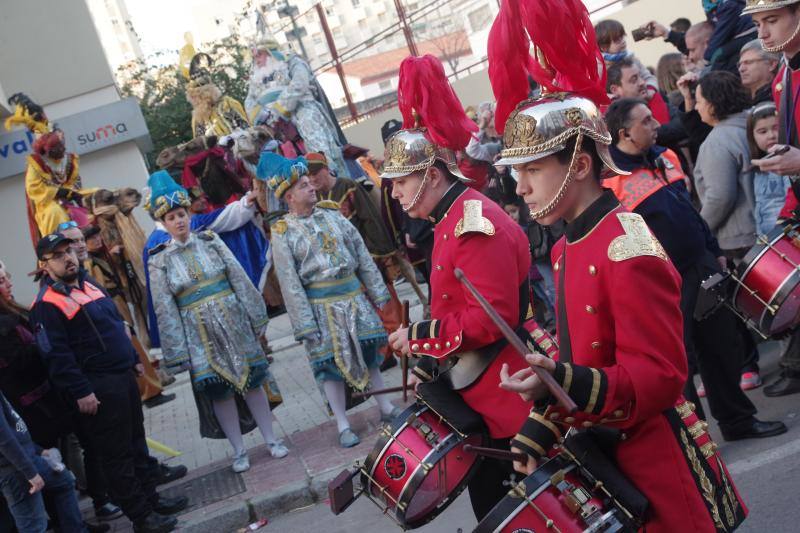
[
  {"xmin": 747, "ymin": 0, "xmax": 800, "ymax": 397},
  {"xmin": 488, "ymin": 0, "xmax": 748, "ymax": 531},
  {"xmin": 386, "ymin": 55, "xmax": 537, "ymax": 519}
]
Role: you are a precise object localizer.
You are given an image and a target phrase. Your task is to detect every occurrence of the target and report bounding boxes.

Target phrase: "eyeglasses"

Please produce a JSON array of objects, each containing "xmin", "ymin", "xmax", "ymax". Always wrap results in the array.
[{"xmin": 56, "ymin": 221, "xmax": 79, "ymax": 232}]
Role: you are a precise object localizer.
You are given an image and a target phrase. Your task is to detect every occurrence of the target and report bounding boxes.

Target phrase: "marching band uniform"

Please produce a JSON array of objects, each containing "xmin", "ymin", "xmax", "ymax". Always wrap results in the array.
[
  {"xmin": 487, "ymin": 0, "xmax": 748, "ymax": 530},
  {"xmin": 382, "ymin": 55, "xmax": 534, "ymax": 519}
]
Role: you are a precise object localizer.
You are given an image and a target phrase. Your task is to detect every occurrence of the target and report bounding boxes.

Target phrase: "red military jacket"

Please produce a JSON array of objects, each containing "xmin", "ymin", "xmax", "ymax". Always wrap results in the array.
[
  {"xmin": 408, "ymin": 182, "xmax": 533, "ymax": 438},
  {"xmin": 513, "ymin": 191, "xmax": 746, "ymax": 533},
  {"xmin": 774, "ymin": 63, "xmax": 800, "ymax": 219}
]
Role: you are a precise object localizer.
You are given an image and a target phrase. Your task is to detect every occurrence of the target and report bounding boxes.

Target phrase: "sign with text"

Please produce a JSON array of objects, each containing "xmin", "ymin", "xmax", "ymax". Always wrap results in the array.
[{"xmin": 0, "ymin": 97, "xmax": 151, "ymax": 180}]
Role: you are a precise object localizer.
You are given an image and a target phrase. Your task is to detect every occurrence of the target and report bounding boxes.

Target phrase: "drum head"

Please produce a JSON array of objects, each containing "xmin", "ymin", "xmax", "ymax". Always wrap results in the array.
[{"xmin": 403, "ymin": 433, "xmax": 483, "ymax": 527}]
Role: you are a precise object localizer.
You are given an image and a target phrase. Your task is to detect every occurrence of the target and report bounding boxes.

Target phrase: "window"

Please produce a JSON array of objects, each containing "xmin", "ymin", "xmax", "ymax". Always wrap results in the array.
[
  {"xmin": 467, "ymin": 6, "xmax": 492, "ymax": 32},
  {"xmin": 378, "ymin": 79, "xmax": 392, "ymax": 92},
  {"xmin": 352, "ymin": 0, "xmax": 360, "ymax": 6}
]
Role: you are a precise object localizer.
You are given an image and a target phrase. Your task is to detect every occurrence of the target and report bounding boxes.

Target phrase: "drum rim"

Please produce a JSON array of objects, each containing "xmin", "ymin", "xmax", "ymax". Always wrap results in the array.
[
  {"xmin": 400, "ymin": 431, "xmax": 483, "ymax": 528},
  {"xmin": 734, "ymin": 225, "xmax": 800, "ymax": 335},
  {"xmin": 361, "ymin": 401, "xmax": 484, "ymax": 528},
  {"xmin": 761, "ymin": 267, "xmax": 800, "ymax": 335},
  {"xmin": 473, "ymin": 454, "xmax": 573, "ymax": 533}
]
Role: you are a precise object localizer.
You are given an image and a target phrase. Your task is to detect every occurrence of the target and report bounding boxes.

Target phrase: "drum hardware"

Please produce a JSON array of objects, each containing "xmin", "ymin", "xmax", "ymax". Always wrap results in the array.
[
  {"xmin": 454, "ymin": 268, "xmax": 578, "ymax": 413},
  {"xmin": 351, "ymin": 384, "xmax": 414, "ymax": 399},
  {"xmin": 463, "ymin": 444, "xmax": 529, "ymax": 464}
]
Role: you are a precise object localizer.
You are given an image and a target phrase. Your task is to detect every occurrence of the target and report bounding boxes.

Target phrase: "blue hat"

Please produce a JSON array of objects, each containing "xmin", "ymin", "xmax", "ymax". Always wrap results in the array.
[
  {"xmin": 256, "ymin": 152, "xmax": 308, "ymax": 199},
  {"xmin": 146, "ymin": 170, "xmax": 191, "ymax": 219}
]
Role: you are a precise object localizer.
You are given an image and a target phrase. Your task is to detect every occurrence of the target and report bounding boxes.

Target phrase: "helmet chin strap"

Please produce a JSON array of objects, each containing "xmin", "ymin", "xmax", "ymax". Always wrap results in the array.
[
  {"xmin": 763, "ymin": 17, "xmax": 800, "ymax": 53},
  {"xmin": 402, "ymin": 167, "xmax": 430, "ymax": 213},
  {"xmin": 529, "ymin": 134, "xmax": 583, "ymax": 220}
]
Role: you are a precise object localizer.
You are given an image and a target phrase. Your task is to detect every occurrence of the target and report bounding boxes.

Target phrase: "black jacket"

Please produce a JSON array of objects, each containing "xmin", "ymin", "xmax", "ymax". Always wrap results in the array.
[
  {"xmin": 609, "ymin": 145, "xmax": 722, "ymax": 273},
  {"xmin": 29, "ymin": 270, "xmax": 138, "ymax": 401}
]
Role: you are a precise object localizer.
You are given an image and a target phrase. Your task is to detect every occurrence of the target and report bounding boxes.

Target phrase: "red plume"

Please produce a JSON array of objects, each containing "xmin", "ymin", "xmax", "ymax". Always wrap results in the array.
[
  {"xmin": 397, "ymin": 55, "xmax": 478, "ymax": 151},
  {"xmin": 489, "ymin": 0, "xmax": 609, "ymax": 134}
]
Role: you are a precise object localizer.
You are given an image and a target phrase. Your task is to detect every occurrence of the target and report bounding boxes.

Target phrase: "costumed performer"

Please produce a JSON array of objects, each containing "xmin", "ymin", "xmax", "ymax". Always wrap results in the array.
[
  {"xmin": 262, "ymin": 152, "xmax": 401, "ymax": 448},
  {"xmin": 487, "ymin": 0, "xmax": 746, "ymax": 531},
  {"xmin": 385, "ymin": 54, "xmax": 536, "ymax": 519},
  {"xmin": 146, "ymin": 171, "xmax": 288, "ymax": 473}
]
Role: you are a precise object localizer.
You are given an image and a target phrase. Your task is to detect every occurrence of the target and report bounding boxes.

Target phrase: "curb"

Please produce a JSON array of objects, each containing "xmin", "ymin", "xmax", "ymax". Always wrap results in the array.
[{"xmin": 178, "ymin": 466, "xmax": 350, "ymax": 531}]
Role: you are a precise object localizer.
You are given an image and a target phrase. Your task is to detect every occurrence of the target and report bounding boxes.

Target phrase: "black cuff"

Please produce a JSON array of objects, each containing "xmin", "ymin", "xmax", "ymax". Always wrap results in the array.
[{"xmin": 553, "ymin": 362, "xmax": 608, "ymax": 415}]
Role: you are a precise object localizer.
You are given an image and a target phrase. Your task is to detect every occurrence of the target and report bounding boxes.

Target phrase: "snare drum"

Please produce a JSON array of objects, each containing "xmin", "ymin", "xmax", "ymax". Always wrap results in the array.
[
  {"xmin": 733, "ymin": 223, "xmax": 800, "ymax": 337},
  {"xmin": 474, "ymin": 454, "xmax": 629, "ymax": 533},
  {"xmin": 360, "ymin": 401, "xmax": 484, "ymax": 529}
]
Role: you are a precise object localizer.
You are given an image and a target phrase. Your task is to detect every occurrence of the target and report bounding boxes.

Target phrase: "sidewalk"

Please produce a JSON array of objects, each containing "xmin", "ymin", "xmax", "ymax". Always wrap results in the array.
[{"xmin": 93, "ymin": 282, "xmax": 425, "ymax": 532}]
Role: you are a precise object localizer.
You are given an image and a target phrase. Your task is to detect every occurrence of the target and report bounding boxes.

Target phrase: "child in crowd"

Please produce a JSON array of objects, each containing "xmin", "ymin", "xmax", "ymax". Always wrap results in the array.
[
  {"xmin": 595, "ymin": 19, "xmax": 658, "ymax": 91},
  {"xmin": 748, "ymin": 103, "xmax": 790, "ymax": 235}
]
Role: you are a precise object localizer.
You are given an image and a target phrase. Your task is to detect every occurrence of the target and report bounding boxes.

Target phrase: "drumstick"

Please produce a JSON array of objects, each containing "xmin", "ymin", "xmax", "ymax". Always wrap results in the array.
[
  {"xmin": 463, "ymin": 444, "xmax": 528, "ymax": 464},
  {"xmin": 453, "ymin": 268, "xmax": 577, "ymax": 413},
  {"xmin": 351, "ymin": 385, "xmax": 413, "ymax": 399},
  {"xmin": 401, "ymin": 300, "xmax": 410, "ymax": 402}
]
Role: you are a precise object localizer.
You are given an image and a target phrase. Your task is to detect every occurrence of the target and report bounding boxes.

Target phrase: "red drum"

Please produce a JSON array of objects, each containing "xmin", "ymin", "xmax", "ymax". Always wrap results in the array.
[
  {"xmin": 474, "ymin": 454, "xmax": 628, "ymax": 533},
  {"xmin": 360, "ymin": 401, "xmax": 483, "ymax": 529},
  {"xmin": 733, "ymin": 223, "xmax": 800, "ymax": 337}
]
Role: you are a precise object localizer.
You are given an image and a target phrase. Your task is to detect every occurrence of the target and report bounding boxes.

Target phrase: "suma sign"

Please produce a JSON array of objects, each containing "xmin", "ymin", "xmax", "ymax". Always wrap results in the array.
[{"xmin": 0, "ymin": 97, "xmax": 151, "ymax": 180}]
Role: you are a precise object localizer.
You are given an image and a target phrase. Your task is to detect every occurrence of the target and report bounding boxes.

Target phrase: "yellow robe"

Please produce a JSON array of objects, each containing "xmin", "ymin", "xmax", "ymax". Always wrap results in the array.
[{"xmin": 25, "ymin": 154, "xmax": 81, "ymax": 236}]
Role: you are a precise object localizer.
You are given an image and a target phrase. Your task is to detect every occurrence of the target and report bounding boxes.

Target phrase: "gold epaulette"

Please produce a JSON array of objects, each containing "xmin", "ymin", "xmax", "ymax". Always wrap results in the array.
[
  {"xmin": 271, "ymin": 219, "xmax": 288, "ymax": 235},
  {"xmin": 454, "ymin": 199, "xmax": 495, "ymax": 238},
  {"xmin": 608, "ymin": 213, "xmax": 667, "ymax": 262},
  {"xmin": 316, "ymin": 199, "xmax": 341, "ymax": 210}
]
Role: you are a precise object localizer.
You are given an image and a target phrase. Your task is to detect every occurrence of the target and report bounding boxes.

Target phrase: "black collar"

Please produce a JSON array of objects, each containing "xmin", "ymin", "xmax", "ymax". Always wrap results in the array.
[
  {"xmin": 43, "ymin": 269, "xmax": 89, "ymax": 296},
  {"xmin": 564, "ymin": 190, "xmax": 620, "ymax": 243},
  {"xmin": 429, "ymin": 181, "xmax": 467, "ymax": 224},
  {"xmin": 790, "ymin": 52, "xmax": 800, "ymax": 71}
]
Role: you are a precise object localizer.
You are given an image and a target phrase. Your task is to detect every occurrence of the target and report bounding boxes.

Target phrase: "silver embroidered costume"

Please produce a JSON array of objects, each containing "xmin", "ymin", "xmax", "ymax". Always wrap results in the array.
[
  {"xmin": 271, "ymin": 205, "xmax": 389, "ymax": 390},
  {"xmin": 148, "ymin": 231, "xmax": 274, "ymax": 392}
]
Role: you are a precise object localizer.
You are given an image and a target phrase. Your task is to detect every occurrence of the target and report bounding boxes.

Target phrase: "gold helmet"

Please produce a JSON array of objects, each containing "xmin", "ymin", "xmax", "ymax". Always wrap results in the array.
[
  {"xmin": 381, "ymin": 128, "xmax": 468, "ymax": 181},
  {"xmin": 742, "ymin": 0, "xmax": 800, "ymax": 15},
  {"xmin": 495, "ymin": 93, "xmax": 625, "ymax": 176},
  {"xmin": 379, "ymin": 55, "xmax": 477, "ymax": 185}
]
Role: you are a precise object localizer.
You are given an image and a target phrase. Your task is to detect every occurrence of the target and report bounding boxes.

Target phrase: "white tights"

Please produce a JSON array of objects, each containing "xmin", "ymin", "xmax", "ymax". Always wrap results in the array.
[
  {"xmin": 212, "ymin": 387, "xmax": 277, "ymax": 456},
  {"xmin": 323, "ymin": 366, "xmax": 395, "ymax": 433}
]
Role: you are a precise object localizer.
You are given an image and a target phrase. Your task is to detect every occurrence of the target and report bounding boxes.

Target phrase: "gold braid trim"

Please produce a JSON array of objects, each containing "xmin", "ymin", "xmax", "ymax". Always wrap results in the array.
[{"xmin": 680, "ymin": 429, "xmax": 726, "ymax": 531}]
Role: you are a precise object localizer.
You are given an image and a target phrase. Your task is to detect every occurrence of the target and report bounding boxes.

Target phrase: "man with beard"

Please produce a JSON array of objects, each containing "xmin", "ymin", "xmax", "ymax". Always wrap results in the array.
[{"xmin": 29, "ymin": 233, "xmax": 187, "ymax": 533}]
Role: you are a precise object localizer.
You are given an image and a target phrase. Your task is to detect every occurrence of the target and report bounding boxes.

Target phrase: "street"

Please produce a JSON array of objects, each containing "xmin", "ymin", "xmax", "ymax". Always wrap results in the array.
[{"xmin": 263, "ymin": 340, "xmax": 800, "ymax": 533}]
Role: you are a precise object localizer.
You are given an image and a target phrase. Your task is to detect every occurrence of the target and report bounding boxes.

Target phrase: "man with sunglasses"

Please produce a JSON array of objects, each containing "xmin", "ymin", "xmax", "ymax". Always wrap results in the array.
[{"xmin": 29, "ymin": 233, "xmax": 187, "ymax": 533}]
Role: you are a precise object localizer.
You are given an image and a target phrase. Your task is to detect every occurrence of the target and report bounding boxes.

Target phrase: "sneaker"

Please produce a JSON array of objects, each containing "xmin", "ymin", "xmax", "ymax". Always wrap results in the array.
[
  {"xmin": 232, "ymin": 451, "xmax": 250, "ymax": 473},
  {"xmin": 696, "ymin": 382, "xmax": 706, "ymax": 398},
  {"xmin": 268, "ymin": 441, "xmax": 289, "ymax": 458},
  {"xmin": 94, "ymin": 503, "xmax": 123, "ymax": 521},
  {"xmin": 380, "ymin": 406, "xmax": 403, "ymax": 424},
  {"xmin": 339, "ymin": 428, "xmax": 360, "ymax": 448},
  {"xmin": 740, "ymin": 372, "xmax": 762, "ymax": 391}
]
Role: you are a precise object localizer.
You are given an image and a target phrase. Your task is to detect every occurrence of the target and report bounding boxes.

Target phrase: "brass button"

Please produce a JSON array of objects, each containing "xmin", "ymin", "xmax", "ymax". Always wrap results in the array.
[
  {"xmin": 445, "ymin": 341, "xmax": 451, "ymax": 348},
  {"xmin": 423, "ymin": 343, "xmax": 431, "ymax": 350},
  {"xmin": 777, "ymin": 82, "xmax": 784, "ymax": 92},
  {"xmin": 613, "ymin": 409, "xmax": 624, "ymax": 417},
  {"xmin": 549, "ymin": 412, "xmax": 560, "ymax": 420},
  {"xmin": 564, "ymin": 416, "xmax": 575, "ymax": 424},
  {"xmin": 585, "ymin": 305, "xmax": 596, "ymax": 314},
  {"xmin": 411, "ymin": 344, "xmax": 420, "ymax": 351},
  {"xmin": 591, "ymin": 341, "xmax": 601, "ymax": 349},
  {"xmin": 582, "ymin": 421, "xmax": 593, "ymax": 428},
  {"xmin": 554, "ymin": 261, "xmax": 560, "ymax": 271},
  {"xmin": 435, "ymin": 265, "xmax": 443, "ymax": 271},
  {"xmin": 443, "ymin": 233, "xmax": 449, "ymax": 240},
  {"xmin": 454, "ymin": 335, "xmax": 461, "ymax": 343},
  {"xmin": 442, "ymin": 294, "xmax": 450, "ymax": 300},
  {"xmin": 435, "ymin": 343, "xmax": 441, "ymax": 350},
  {"xmin": 589, "ymin": 265, "xmax": 597, "ymax": 275}
]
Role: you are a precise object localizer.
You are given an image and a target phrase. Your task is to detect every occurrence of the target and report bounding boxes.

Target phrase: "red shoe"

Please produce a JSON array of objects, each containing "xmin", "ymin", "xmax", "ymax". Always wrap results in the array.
[{"xmin": 740, "ymin": 372, "xmax": 762, "ymax": 391}]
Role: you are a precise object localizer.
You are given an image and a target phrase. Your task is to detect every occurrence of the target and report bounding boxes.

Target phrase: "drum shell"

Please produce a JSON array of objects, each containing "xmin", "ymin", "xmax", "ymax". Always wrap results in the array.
[
  {"xmin": 474, "ymin": 455, "xmax": 613, "ymax": 533},
  {"xmin": 361, "ymin": 402, "xmax": 483, "ymax": 529},
  {"xmin": 734, "ymin": 225, "xmax": 800, "ymax": 336}
]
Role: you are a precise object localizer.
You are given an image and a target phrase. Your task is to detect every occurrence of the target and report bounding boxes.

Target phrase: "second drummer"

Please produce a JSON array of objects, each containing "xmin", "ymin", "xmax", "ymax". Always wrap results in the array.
[{"xmin": 489, "ymin": 1, "xmax": 749, "ymax": 531}]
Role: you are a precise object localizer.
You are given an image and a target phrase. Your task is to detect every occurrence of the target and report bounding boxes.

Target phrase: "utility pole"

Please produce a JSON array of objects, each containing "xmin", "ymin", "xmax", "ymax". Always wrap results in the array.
[{"xmin": 393, "ymin": 0, "xmax": 419, "ymax": 56}]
